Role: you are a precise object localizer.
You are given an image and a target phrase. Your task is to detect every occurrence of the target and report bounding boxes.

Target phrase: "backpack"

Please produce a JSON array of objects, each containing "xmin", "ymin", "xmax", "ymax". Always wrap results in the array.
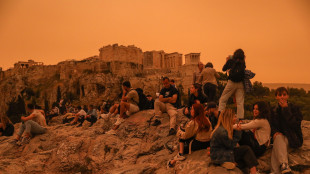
[
  {"xmin": 134, "ymin": 88, "xmax": 148, "ymax": 110},
  {"xmin": 229, "ymin": 61, "xmax": 245, "ymax": 82}
]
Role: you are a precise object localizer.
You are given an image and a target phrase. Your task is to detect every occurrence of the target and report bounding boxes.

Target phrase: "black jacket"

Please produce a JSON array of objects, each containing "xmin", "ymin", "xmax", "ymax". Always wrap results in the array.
[
  {"xmin": 222, "ymin": 59, "xmax": 245, "ymax": 82},
  {"xmin": 269, "ymin": 103, "xmax": 303, "ymax": 148}
]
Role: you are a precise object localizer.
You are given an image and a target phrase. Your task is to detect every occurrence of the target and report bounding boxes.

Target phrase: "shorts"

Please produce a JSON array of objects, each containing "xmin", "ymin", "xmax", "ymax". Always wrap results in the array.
[{"xmin": 126, "ymin": 104, "xmax": 139, "ymax": 116}]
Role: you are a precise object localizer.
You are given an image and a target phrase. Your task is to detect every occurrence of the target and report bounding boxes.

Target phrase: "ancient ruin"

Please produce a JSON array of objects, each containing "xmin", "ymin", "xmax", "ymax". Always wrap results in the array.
[{"xmin": 14, "ymin": 59, "xmax": 43, "ymax": 69}]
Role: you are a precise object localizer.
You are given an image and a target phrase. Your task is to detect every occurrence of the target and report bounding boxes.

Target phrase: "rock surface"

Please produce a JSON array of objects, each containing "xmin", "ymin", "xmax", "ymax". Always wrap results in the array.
[{"xmin": 0, "ymin": 110, "xmax": 310, "ymax": 174}]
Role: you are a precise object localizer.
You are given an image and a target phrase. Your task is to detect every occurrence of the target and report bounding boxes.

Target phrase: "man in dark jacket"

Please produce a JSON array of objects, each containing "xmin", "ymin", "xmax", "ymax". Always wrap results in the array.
[{"xmin": 269, "ymin": 87, "xmax": 303, "ymax": 174}]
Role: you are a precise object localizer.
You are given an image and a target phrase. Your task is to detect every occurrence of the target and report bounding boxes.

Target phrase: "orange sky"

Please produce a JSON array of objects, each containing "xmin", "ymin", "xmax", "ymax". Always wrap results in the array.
[{"xmin": 0, "ymin": 0, "xmax": 310, "ymax": 83}]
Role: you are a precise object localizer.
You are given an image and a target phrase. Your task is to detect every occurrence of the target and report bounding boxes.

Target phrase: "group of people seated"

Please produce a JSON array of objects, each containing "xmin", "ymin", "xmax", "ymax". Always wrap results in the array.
[{"xmin": 0, "ymin": 49, "xmax": 303, "ymax": 174}]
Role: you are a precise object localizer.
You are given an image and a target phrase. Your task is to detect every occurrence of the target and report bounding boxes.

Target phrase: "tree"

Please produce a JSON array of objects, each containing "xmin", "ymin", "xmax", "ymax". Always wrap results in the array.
[{"xmin": 57, "ymin": 86, "xmax": 61, "ymax": 102}]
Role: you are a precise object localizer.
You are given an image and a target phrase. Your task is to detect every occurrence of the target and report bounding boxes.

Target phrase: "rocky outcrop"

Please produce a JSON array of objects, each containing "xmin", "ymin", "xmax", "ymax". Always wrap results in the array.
[{"xmin": 0, "ymin": 111, "xmax": 310, "ymax": 174}]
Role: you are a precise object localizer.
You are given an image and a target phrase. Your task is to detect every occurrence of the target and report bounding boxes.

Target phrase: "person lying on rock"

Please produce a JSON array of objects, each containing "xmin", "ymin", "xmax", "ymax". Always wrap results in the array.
[
  {"xmin": 167, "ymin": 103, "xmax": 212, "ymax": 168},
  {"xmin": 67, "ymin": 106, "xmax": 86, "ymax": 125},
  {"xmin": 234, "ymin": 101, "xmax": 271, "ymax": 158},
  {"xmin": 13, "ymin": 104, "xmax": 47, "ymax": 145},
  {"xmin": 77, "ymin": 105, "xmax": 98, "ymax": 127},
  {"xmin": 0, "ymin": 115, "xmax": 14, "ymax": 137},
  {"xmin": 269, "ymin": 87, "xmax": 303, "ymax": 174},
  {"xmin": 210, "ymin": 109, "xmax": 259, "ymax": 174},
  {"xmin": 106, "ymin": 81, "xmax": 139, "ymax": 135},
  {"xmin": 183, "ymin": 83, "xmax": 207, "ymax": 119},
  {"xmin": 152, "ymin": 77, "xmax": 178, "ymax": 136}
]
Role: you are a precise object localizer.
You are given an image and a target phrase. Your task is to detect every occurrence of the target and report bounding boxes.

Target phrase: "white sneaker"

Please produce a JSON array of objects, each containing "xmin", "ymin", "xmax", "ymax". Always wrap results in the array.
[
  {"xmin": 101, "ymin": 114, "xmax": 109, "ymax": 120},
  {"xmin": 221, "ymin": 162, "xmax": 236, "ymax": 170},
  {"xmin": 173, "ymin": 153, "xmax": 186, "ymax": 161},
  {"xmin": 115, "ymin": 117, "xmax": 125, "ymax": 126},
  {"xmin": 105, "ymin": 129, "xmax": 116, "ymax": 135}
]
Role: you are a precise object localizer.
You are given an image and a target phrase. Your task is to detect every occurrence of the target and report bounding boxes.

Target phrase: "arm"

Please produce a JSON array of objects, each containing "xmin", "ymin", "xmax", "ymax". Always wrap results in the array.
[
  {"xmin": 214, "ymin": 69, "xmax": 220, "ymax": 78},
  {"xmin": 222, "ymin": 59, "xmax": 233, "ymax": 71},
  {"xmin": 198, "ymin": 71, "xmax": 203, "ymax": 84},
  {"xmin": 239, "ymin": 120, "xmax": 263, "ymax": 130},
  {"xmin": 21, "ymin": 113, "xmax": 36, "ymax": 121},
  {"xmin": 177, "ymin": 121, "xmax": 197, "ymax": 139},
  {"xmin": 281, "ymin": 105, "xmax": 303, "ymax": 129},
  {"xmin": 168, "ymin": 94, "xmax": 177, "ymax": 104},
  {"xmin": 159, "ymin": 95, "xmax": 170, "ymax": 103}
]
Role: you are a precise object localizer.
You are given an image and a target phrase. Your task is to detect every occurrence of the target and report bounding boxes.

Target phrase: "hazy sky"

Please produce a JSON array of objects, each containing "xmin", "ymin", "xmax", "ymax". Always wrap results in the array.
[{"xmin": 0, "ymin": 0, "xmax": 309, "ymax": 83}]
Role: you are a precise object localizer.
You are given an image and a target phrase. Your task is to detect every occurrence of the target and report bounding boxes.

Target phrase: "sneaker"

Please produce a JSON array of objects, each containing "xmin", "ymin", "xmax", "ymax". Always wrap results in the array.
[
  {"xmin": 105, "ymin": 129, "xmax": 116, "ymax": 135},
  {"xmin": 151, "ymin": 119, "xmax": 161, "ymax": 126},
  {"xmin": 19, "ymin": 136, "xmax": 31, "ymax": 146},
  {"xmin": 280, "ymin": 163, "xmax": 292, "ymax": 174},
  {"xmin": 115, "ymin": 117, "xmax": 125, "ymax": 126},
  {"xmin": 173, "ymin": 153, "xmax": 186, "ymax": 161},
  {"xmin": 167, "ymin": 160, "xmax": 174, "ymax": 169},
  {"xmin": 221, "ymin": 162, "xmax": 236, "ymax": 170},
  {"xmin": 168, "ymin": 128, "xmax": 176, "ymax": 136}
]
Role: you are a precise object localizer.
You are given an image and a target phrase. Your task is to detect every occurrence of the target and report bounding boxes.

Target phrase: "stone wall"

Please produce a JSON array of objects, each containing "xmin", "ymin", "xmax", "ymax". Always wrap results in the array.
[{"xmin": 99, "ymin": 44, "xmax": 143, "ymax": 65}]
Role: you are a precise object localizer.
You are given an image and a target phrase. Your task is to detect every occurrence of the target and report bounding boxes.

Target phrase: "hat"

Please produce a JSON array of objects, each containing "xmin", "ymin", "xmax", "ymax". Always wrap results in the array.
[{"xmin": 206, "ymin": 102, "xmax": 217, "ymax": 110}]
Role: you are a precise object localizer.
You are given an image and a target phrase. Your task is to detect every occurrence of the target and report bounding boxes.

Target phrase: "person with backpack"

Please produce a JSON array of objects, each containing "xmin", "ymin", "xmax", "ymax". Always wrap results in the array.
[
  {"xmin": 218, "ymin": 49, "xmax": 246, "ymax": 119},
  {"xmin": 106, "ymin": 81, "xmax": 139, "ymax": 135}
]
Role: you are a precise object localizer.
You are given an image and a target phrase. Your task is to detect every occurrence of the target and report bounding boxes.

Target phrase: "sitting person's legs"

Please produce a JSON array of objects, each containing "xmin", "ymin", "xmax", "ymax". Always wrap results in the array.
[
  {"xmin": 271, "ymin": 134, "xmax": 289, "ymax": 174},
  {"xmin": 152, "ymin": 100, "xmax": 167, "ymax": 126}
]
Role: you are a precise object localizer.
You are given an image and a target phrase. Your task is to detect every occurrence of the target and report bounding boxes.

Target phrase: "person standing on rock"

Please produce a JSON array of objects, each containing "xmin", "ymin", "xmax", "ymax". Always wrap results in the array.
[
  {"xmin": 198, "ymin": 62, "xmax": 220, "ymax": 102},
  {"xmin": 269, "ymin": 87, "xmax": 303, "ymax": 174},
  {"xmin": 193, "ymin": 62, "xmax": 204, "ymax": 87},
  {"xmin": 106, "ymin": 81, "xmax": 139, "ymax": 135},
  {"xmin": 13, "ymin": 104, "xmax": 47, "ymax": 145},
  {"xmin": 152, "ymin": 77, "xmax": 178, "ymax": 136},
  {"xmin": 218, "ymin": 49, "xmax": 246, "ymax": 119},
  {"xmin": 167, "ymin": 103, "xmax": 212, "ymax": 168},
  {"xmin": 0, "ymin": 115, "xmax": 14, "ymax": 137},
  {"xmin": 210, "ymin": 109, "xmax": 259, "ymax": 174}
]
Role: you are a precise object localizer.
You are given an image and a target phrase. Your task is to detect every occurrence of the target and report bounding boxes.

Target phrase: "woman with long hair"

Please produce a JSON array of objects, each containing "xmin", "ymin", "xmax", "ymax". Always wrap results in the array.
[
  {"xmin": 235, "ymin": 101, "xmax": 271, "ymax": 157},
  {"xmin": 210, "ymin": 109, "xmax": 259, "ymax": 174},
  {"xmin": 184, "ymin": 83, "xmax": 207, "ymax": 118},
  {"xmin": 167, "ymin": 103, "xmax": 212, "ymax": 168},
  {"xmin": 218, "ymin": 49, "xmax": 246, "ymax": 119},
  {"xmin": 0, "ymin": 115, "xmax": 14, "ymax": 136}
]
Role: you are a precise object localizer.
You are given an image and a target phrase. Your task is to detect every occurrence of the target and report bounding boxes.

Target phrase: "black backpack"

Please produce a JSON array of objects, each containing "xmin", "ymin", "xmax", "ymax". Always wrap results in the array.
[
  {"xmin": 134, "ymin": 88, "xmax": 148, "ymax": 110},
  {"xmin": 229, "ymin": 61, "xmax": 245, "ymax": 82}
]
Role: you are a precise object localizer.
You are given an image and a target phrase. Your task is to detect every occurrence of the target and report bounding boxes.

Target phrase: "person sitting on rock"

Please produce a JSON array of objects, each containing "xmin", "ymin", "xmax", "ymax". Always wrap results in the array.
[
  {"xmin": 106, "ymin": 81, "xmax": 140, "ymax": 135},
  {"xmin": 167, "ymin": 103, "xmax": 212, "ymax": 168},
  {"xmin": 184, "ymin": 83, "xmax": 207, "ymax": 119},
  {"xmin": 46, "ymin": 104, "xmax": 60, "ymax": 125},
  {"xmin": 210, "ymin": 109, "xmax": 259, "ymax": 174},
  {"xmin": 13, "ymin": 104, "xmax": 47, "ymax": 145},
  {"xmin": 170, "ymin": 79, "xmax": 176, "ymax": 88},
  {"xmin": 205, "ymin": 102, "xmax": 220, "ymax": 129},
  {"xmin": 65, "ymin": 106, "xmax": 87, "ymax": 125},
  {"xmin": 77, "ymin": 105, "xmax": 98, "ymax": 127},
  {"xmin": 234, "ymin": 101, "xmax": 271, "ymax": 158},
  {"xmin": 145, "ymin": 95, "xmax": 155, "ymax": 110},
  {"xmin": 0, "ymin": 115, "xmax": 14, "ymax": 137},
  {"xmin": 152, "ymin": 77, "xmax": 178, "ymax": 136},
  {"xmin": 100, "ymin": 102, "xmax": 120, "ymax": 120},
  {"xmin": 269, "ymin": 87, "xmax": 303, "ymax": 174}
]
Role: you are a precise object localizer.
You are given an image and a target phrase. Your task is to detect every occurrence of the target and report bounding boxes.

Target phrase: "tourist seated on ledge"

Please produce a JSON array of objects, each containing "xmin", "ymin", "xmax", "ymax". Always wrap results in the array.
[
  {"xmin": 77, "ymin": 105, "xmax": 98, "ymax": 127},
  {"xmin": 210, "ymin": 109, "xmax": 259, "ymax": 174},
  {"xmin": 0, "ymin": 115, "xmax": 14, "ymax": 137},
  {"xmin": 46, "ymin": 104, "xmax": 60, "ymax": 125},
  {"xmin": 152, "ymin": 77, "xmax": 178, "ymax": 136},
  {"xmin": 234, "ymin": 101, "xmax": 271, "ymax": 158},
  {"xmin": 183, "ymin": 83, "xmax": 207, "ymax": 119},
  {"xmin": 205, "ymin": 102, "xmax": 220, "ymax": 129},
  {"xmin": 68, "ymin": 106, "xmax": 86, "ymax": 125},
  {"xmin": 106, "ymin": 81, "xmax": 139, "ymax": 135},
  {"xmin": 167, "ymin": 103, "xmax": 212, "ymax": 168},
  {"xmin": 13, "ymin": 104, "xmax": 47, "ymax": 146},
  {"xmin": 269, "ymin": 87, "xmax": 303, "ymax": 174}
]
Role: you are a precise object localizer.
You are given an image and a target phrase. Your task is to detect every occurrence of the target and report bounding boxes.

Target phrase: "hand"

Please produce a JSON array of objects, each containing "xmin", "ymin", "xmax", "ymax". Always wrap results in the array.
[
  {"xmin": 184, "ymin": 108, "xmax": 189, "ymax": 115},
  {"xmin": 279, "ymin": 99, "xmax": 288, "ymax": 108},
  {"xmin": 273, "ymin": 132, "xmax": 282, "ymax": 140},
  {"xmin": 21, "ymin": 116, "xmax": 26, "ymax": 121}
]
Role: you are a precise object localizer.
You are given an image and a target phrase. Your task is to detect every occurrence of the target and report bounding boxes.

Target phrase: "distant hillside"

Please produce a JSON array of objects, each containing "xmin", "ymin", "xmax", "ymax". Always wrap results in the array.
[{"xmin": 263, "ymin": 83, "xmax": 310, "ymax": 92}]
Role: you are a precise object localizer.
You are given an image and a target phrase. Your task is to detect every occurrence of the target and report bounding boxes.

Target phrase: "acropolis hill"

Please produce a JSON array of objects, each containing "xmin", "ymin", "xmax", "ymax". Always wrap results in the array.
[{"xmin": 0, "ymin": 44, "xmax": 204, "ymax": 115}]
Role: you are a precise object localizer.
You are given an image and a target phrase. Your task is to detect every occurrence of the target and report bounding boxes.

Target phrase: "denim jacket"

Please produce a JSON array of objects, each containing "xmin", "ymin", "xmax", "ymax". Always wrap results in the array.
[{"xmin": 210, "ymin": 125, "xmax": 242, "ymax": 164}]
